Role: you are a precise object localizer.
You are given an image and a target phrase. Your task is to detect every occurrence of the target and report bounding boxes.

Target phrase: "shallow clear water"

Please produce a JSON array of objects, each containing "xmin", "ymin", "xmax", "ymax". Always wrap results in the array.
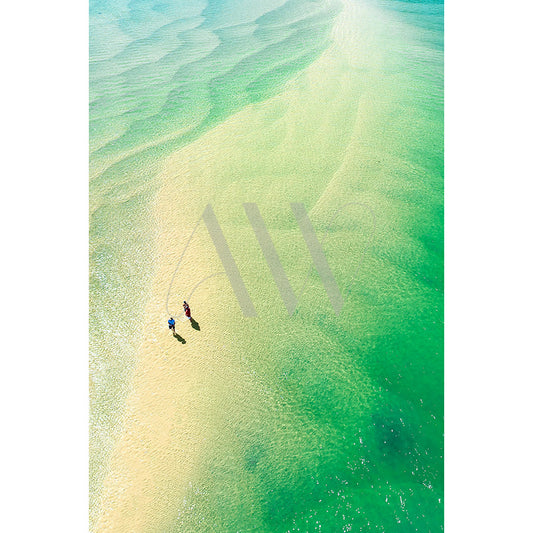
[
  {"xmin": 90, "ymin": 0, "xmax": 443, "ymax": 531},
  {"xmin": 89, "ymin": 0, "xmax": 341, "ymax": 513}
]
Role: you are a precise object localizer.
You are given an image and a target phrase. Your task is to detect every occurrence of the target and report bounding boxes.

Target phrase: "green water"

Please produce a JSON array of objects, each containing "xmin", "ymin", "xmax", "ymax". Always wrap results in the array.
[
  {"xmin": 89, "ymin": 0, "xmax": 341, "ymax": 518},
  {"xmin": 164, "ymin": 1, "xmax": 443, "ymax": 530},
  {"xmin": 90, "ymin": 0, "xmax": 443, "ymax": 530}
]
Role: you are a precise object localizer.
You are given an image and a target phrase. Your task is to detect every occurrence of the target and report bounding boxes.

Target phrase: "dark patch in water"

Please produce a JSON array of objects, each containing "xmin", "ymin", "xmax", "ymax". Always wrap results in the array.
[
  {"xmin": 372, "ymin": 409, "xmax": 415, "ymax": 461},
  {"xmin": 244, "ymin": 443, "xmax": 265, "ymax": 470}
]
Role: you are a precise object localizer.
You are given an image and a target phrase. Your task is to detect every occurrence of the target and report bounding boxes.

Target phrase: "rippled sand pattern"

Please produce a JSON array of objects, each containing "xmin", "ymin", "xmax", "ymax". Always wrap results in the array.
[
  {"xmin": 90, "ymin": 0, "xmax": 341, "ymax": 528},
  {"xmin": 90, "ymin": 0, "xmax": 443, "ymax": 531}
]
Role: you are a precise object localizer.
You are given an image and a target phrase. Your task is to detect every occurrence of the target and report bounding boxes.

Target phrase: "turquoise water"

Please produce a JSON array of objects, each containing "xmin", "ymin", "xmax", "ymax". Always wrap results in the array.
[
  {"xmin": 89, "ymin": 0, "xmax": 342, "ymax": 522},
  {"xmin": 90, "ymin": 0, "xmax": 443, "ymax": 531}
]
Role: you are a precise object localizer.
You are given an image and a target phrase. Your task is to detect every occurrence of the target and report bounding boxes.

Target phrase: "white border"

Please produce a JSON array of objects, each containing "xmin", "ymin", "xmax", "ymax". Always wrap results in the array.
[
  {"xmin": 2, "ymin": 0, "xmax": 532, "ymax": 530},
  {"xmin": 3, "ymin": 1, "xmax": 87, "ymax": 531},
  {"xmin": 446, "ymin": 0, "xmax": 532, "ymax": 530}
]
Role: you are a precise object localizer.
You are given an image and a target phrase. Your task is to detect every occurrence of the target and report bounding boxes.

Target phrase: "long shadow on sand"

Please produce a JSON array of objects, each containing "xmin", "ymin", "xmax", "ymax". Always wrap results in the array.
[
  {"xmin": 190, "ymin": 318, "xmax": 200, "ymax": 331},
  {"xmin": 173, "ymin": 333, "xmax": 186, "ymax": 343}
]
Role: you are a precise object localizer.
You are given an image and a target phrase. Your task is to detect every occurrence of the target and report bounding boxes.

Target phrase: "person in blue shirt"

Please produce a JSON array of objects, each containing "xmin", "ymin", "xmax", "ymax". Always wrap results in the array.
[{"xmin": 168, "ymin": 317, "xmax": 176, "ymax": 333}]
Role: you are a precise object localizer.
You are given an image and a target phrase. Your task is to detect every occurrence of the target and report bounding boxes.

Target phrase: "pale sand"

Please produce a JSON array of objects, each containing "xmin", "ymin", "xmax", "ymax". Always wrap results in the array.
[{"xmin": 94, "ymin": 1, "xmax": 425, "ymax": 530}]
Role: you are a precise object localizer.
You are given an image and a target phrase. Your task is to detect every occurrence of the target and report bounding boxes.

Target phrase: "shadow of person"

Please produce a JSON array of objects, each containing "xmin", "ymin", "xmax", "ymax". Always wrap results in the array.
[
  {"xmin": 173, "ymin": 332, "xmax": 186, "ymax": 343},
  {"xmin": 190, "ymin": 318, "xmax": 200, "ymax": 331}
]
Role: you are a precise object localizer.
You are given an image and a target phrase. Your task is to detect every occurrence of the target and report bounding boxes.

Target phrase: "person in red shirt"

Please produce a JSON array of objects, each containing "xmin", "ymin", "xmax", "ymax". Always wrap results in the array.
[{"xmin": 183, "ymin": 301, "xmax": 191, "ymax": 320}]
